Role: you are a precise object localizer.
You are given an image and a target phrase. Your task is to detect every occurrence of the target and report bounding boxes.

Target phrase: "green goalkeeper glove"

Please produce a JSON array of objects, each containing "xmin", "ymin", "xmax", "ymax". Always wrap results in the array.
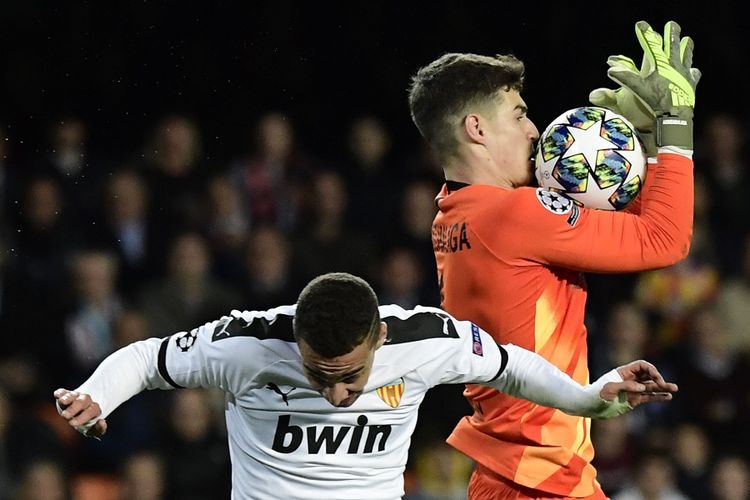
[
  {"xmin": 590, "ymin": 54, "xmax": 657, "ymax": 157},
  {"xmin": 604, "ymin": 21, "xmax": 701, "ymax": 150}
]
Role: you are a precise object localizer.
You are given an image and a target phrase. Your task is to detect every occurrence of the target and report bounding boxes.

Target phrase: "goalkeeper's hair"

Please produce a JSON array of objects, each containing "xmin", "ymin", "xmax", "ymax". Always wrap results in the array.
[
  {"xmin": 408, "ymin": 53, "xmax": 525, "ymax": 163},
  {"xmin": 294, "ymin": 272, "xmax": 380, "ymax": 358}
]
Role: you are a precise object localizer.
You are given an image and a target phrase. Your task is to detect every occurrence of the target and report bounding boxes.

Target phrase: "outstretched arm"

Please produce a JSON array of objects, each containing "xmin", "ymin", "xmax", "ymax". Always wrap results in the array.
[
  {"xmin": 488, "ymin": 344, "xmax": 677, "ymax": 418},
  {"xmin": 54, "ymin": 337, "xmax": 167, "ymax": 438}
]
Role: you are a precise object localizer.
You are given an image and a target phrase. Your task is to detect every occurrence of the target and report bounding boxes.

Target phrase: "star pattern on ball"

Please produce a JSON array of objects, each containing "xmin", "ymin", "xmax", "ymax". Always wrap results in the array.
[{"xmin": 564, "ymin": 123, "xmax": 620, "ymax": 169}]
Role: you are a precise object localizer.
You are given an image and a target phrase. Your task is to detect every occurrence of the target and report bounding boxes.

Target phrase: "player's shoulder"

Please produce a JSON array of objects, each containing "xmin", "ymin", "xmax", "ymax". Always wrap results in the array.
[
  {"xmin": 378, "ymin": 305, "xmax": 461, "ymax": 345},
  {"xmin": 455, "ymin": 185, "xmax": 576, "ymax": 220},
  {"xmin": 460, "ymin": 185, "xmax": 577, "ymax": 231},
  {"xmin": 207, "ymin": 305, "xmax": 297, "ymax": 344}
]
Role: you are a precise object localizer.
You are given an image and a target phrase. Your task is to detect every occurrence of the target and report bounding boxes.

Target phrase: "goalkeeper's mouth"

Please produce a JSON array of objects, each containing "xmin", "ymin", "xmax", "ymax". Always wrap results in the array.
[{"xmin": 529, "ymin": 140, "xmax": 539, "ymax": 166}]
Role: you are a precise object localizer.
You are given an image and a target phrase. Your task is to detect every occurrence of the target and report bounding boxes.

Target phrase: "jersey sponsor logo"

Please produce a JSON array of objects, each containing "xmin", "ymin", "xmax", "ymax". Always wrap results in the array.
[
  {"xmin": 470, "ymin": 323, "xmax": 483, "ymax": 356},
  {"xmin": 376, "ymin": 378, "xmax": 404, "ymax": 408},
  {"xmin": 271, "ymin": 415, "xmax": 392, "ymax": 454},
  {"xmin": 266, "ymin": 383, "xmax": 297, "ymax": 406},
  {"xmin": 174, "ymin": 329, "xmax": 198, "ymax": 352},
  {"xmin": 432, "ymin": 222, "xmax": 472, "ymax": 254},
  {"xmin": 536, "ymin": 188, "xmax": 573, "ymax": 214}
]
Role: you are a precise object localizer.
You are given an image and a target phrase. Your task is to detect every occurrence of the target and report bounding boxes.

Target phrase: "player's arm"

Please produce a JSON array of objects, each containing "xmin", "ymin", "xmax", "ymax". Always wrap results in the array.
[
  {"xmin": 485, "ymin": 150, "xmax": 692, "ymax": 273},
  {"xmin": 416, "ymin": 308, "xmax": 677, "ymax": 417},
  {"xmin": 54, "ymin": 311, "xmax": 266, "ymax": 438},
  {"xmin": 54, "ymin": 337, "xmax": 167, "ymax": 439},
  {"xmin": 487, "ymin": 344, "xmax": 676, "ymax": 418},
  {"xmin": 480, "ymin": 21, "xmax": 699, "ymax": 273}
]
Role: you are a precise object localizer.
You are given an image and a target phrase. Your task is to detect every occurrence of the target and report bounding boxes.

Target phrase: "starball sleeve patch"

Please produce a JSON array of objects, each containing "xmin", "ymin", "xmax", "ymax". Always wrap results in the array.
[{"xmin": 535, "ymin": 188, "xmax": 573, "ymax": 215}]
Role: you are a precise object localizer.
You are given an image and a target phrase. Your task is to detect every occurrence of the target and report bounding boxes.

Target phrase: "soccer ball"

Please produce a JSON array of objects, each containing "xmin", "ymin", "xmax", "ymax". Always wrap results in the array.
[{"xmin": 534, "ymin": 106, "xmax": 646, "ymax": 211}]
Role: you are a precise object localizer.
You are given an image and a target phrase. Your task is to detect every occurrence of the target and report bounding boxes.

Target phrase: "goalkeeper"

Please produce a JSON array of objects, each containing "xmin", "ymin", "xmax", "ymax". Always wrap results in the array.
[{"xmin": 408, "ymin": 20, "xmax": 698, "ymax": 499}]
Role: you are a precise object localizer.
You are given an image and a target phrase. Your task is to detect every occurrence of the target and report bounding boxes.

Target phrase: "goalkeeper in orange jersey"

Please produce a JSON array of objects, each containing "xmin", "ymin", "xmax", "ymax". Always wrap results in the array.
[{"xmin": 407, "ymin": 20, "xmax": 699, "ymax": 500}]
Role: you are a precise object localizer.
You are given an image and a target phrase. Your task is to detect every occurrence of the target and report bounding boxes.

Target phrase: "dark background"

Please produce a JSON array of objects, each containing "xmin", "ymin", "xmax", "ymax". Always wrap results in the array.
[{"xmin": 0, "ymin": 1, "xmax": 741, "ymax": 165}]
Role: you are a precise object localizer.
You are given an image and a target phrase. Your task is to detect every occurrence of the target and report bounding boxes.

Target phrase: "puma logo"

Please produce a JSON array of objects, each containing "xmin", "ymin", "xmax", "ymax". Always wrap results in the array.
[{"xmin": 266, "ymin": 382, "xmax": 297, "ymax": 406}]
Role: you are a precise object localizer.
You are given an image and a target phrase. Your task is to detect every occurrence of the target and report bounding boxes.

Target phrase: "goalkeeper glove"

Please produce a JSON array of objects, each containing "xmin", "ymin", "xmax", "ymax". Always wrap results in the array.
[
  {"xmin": 590, "ymin": 55, "xmax": 657, "ymax": 157},
  {"xmin": 604, "ymin": 21, "xmax": 701, "ymax": 150}
]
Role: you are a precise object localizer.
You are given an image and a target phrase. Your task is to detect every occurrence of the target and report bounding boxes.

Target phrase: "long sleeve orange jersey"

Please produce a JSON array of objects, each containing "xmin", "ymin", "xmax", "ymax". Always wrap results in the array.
[{"xmin": 432, "ymin": 152, "xmax": 693, "ymax": 496}]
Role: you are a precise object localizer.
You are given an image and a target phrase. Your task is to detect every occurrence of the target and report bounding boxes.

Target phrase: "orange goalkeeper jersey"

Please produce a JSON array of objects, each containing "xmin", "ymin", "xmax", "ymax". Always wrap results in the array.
[{"xmin": 433, "ymin": 152, "xmax": 693, "ymax": 496}]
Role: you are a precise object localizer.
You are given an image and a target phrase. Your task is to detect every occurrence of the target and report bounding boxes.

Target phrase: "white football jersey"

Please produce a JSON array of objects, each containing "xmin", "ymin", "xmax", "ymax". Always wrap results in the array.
[{"xmin": 156, "ymin": 304, "xmax": 506, "ymax": 500}]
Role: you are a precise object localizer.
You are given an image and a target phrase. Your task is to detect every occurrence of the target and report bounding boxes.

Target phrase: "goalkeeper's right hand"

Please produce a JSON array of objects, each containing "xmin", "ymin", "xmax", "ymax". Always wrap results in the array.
[
  {"xmin": 600, "ymin": 21, "xmax": 701, "ymax": 151},
  {"xmin": 590, "ymin": 56, "xmax": 657, "ymax": 157}
]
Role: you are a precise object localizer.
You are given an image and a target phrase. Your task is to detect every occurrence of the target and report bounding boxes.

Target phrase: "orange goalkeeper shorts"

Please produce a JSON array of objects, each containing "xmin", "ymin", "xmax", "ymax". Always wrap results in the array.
[{"xmin": 468, "ymin": 464, "xmax": 609, "ymax": 500}]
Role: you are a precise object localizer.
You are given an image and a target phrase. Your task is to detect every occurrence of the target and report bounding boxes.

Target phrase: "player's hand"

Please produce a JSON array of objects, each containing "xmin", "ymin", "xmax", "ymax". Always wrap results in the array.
[
  {"xmin": 53, "ymin": 388, "xmax": 108, "ymax": 439},
  {"xmin": 590, "ymin": 55, "xmax": 657, "ymax": 157},
  {"xmin": 603, "ymin": 21, "xmax": 700, "ymax": 150},
  {"xmin": 600, "ymin": 360, "xmax": 678, "ymax": 408}
]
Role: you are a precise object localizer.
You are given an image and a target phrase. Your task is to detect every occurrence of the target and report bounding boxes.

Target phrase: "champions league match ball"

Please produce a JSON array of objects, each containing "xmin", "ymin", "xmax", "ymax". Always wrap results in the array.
[{"xmin": 534, "ymin": 107, "xmax": 646, "ymax": 211}]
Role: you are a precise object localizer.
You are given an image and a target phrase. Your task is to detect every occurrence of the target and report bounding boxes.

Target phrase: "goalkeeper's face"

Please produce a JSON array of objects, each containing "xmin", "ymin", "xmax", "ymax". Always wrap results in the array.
[
  {"xmin": 481, "ymin": 89, "xmax": 539, "ymax": 188},
  {"xmin": 299, "ymin": 322, "xmax": 388, "ymax": 408}
]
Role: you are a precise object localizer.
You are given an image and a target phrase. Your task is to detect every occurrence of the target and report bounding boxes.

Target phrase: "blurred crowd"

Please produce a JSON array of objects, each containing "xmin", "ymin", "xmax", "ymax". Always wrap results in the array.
[{"xmin": 0, "ymin": 110, "xmax": 749, "ymax": 500}]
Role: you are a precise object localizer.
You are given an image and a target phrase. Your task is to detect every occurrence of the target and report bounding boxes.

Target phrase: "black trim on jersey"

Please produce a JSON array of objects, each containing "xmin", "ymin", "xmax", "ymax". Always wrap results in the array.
[
  {"xmin": 383, "ymin": 312, "xmax": 459, "ymax": 345},
  {"xmin": 158, "ymin": 338, "xmax": 185, "ymax": 389},
  {"xmin": 489, "ymin": 344, "xmax": 509, "ymax": 382},
  {"xmin": 212, "ymin": 314, "xmax": 295, "ymax": 343},
  {"xmin": 446, "ymin": 180, "xmax": 470, "ymax": 193}
]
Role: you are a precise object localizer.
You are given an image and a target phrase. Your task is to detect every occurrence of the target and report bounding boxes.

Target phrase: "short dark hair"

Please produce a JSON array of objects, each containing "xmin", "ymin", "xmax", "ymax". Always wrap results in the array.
[
  {"xmin": 408, "ymin": 53, "xmax": 525, "ymax": 162},
  {"xmin": 294, "ymin": 273, "xmax": 380, "ymax": 358}
]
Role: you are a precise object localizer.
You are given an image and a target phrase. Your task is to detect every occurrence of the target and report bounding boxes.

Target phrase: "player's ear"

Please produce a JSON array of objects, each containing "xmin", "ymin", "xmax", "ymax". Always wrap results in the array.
[
  {"xmin": 374, "ymin": 322, "xmax": 388, "ymax": 349},
  {"xmin": 464, "ymin": 113, "xmax": 487, "ymax": 144}
]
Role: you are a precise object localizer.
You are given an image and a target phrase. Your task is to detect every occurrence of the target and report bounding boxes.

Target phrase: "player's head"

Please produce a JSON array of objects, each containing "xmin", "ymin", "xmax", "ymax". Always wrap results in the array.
[
  {"xmin": 294, "ymin": 272, "xmax": 387, "ymax": 408},
  {"xmin": 408, "ymin": 53, "xmax": 539, "ymax": 188}
]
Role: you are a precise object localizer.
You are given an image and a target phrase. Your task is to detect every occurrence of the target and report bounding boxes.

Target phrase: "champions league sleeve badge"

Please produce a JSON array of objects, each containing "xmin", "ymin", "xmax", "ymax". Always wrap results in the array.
[{"xmin": 536, "ymin": 188, "xmax": 573, "ymax": 215}]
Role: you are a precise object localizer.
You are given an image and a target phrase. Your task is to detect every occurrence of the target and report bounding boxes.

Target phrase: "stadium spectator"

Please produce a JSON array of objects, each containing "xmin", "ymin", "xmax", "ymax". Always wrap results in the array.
[
  {"xmin": 203, "ymin": 174, "xmax": 250, "ymax": 284},
  {"xmin": 673, "ymin": 306, "xmax": 750, "ymax": 450},
  {"xmin": 634, "ymin": 172, "xmax": 720, "ymax": 349},
  {"xmin": 671, "ymin": 424, "xmax": 712, "ymax": 499},
  {"xmin": 344, "ymin": 115, "xmax": 401, "ymax": 233},
  {"xmin": 228, "ymin": 112, "xmax": 313, "ymax": 231},
  {"xmin": 591, "ymin": 418, "xmax": 639, "ymax": 496},
  {"xmin": 98, "ymin": 169, "xmax": 159, "ymax": 297},
  {"xmin": 163, "ymin": 389, "xmax": 230, "ymax": 500},
  {"xmin": 292, "ymin": 170, "xmax": 375, "ymax": 284},
  {"xmin": 241, "ymin": 225, "xmax": 298, "ymax": 311},
  {"xmin": 16, "ymin": 458, "xmax": 71, "ymax": 500},
  {"xmin": 612, "ymin": 453, "xmax": 689, "ymax": 500},
  {"xmin": 3, "ymin": 177, "xmax": 75, "ymax": 377},
  {"xmin": 142, "ymin": 114, "xmax": 207, "ymax": 255},
  {"xmin": 118, "ymin": 451, "xmax": 165, "ymax": 500},
  {"xmin": 710, "ymin": 455, "xmax": 750, "ymax": 500},
  {"xmin": 35, "ymin": 117, "xmax": 102, "ymax": 223},
  {"xmin": 138, "ymin": 232, "xmax": 241, "ymax": 335},
  {"xmin": 696, "ymin": 113, "xmax": 750, "ymax": 277},
  {"xmin": 715, "ymin": 234, "xmax": 750, "ymax": 354},
  {"xmin": 376, "ymin": 247, "xmax": 436, "ymax": 309},
  {"xmin": 64, "ymin": 250, "xmax": 123, "ymax": 378}
]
